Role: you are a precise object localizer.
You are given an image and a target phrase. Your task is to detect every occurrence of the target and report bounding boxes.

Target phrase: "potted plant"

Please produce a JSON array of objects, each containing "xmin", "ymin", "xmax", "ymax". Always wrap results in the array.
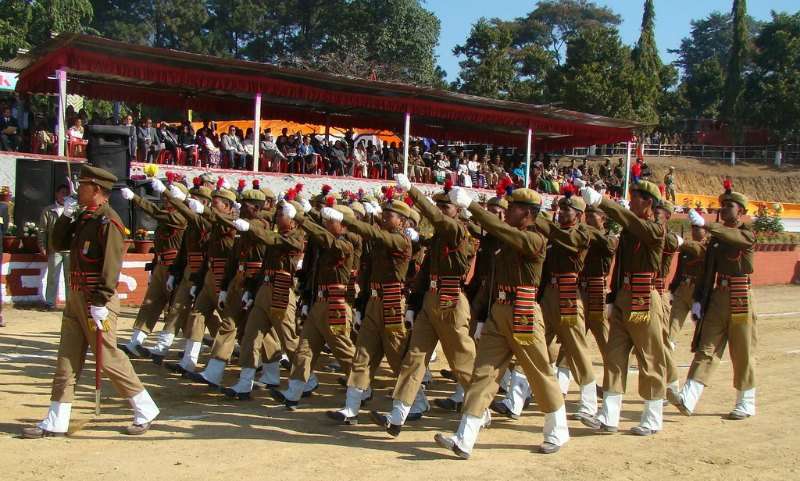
[
  {"xmin": 133, "ymin": 228, "xmax": 154, "ymax": 254},
  {"xmin": 123, "ymin": 227, "xmax": 134, "ymax": 253},
  {"xmin": 3, "ymin": 222, "xmax": 18, "ymax": 252},
  {"xmin": 20, "ymin": 222, "xmax": 39, "ymax": 253}
]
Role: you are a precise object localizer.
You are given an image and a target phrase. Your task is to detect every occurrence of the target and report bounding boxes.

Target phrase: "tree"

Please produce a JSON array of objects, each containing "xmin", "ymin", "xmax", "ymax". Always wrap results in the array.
[
  {"xmin": 0, "ymin": 0, "xmax": 94, "ymax": 61},
  {"xmin": 630, "ymin": 0, "xmax": 661, "ymax": 125},
  {"xmin": 451, "ymin": 18, "xmax": 516, "ymax": 98},
  {"xmin": 747, "ymin": 11, "xmax": 800, "ymax": 144},
  {"xmin": 720, "ymin": 0, "xmax": 749, "ymax": 131}
]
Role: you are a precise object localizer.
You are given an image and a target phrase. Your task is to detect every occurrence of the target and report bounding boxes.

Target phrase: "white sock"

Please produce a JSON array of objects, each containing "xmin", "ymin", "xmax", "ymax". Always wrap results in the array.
[
  {"xmin": 597, "ymin": 392, "xmax": 622, "ymax": 427},
  {"xmin": 129, "ymin": 390, "xmax": 159, "ymax": 425},
  {"xmin": 38, "ymin": 401, "xmax": 72, "ymax": 433},
  {"xmin": 640, "ymin": 399, "xmax": 663, "ymax": 431},
  {"xmin": 388, "ymin": 399, "xmax": 412, "ymax": 425},
  {"xmin": 543, "ymin": 405, "xmax": 570, "ymax": 446}
]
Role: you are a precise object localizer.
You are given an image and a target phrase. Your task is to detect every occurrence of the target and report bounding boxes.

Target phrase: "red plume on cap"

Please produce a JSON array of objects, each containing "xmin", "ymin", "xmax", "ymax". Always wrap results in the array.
[
  {"xmin": 325, "ymin": 195, "xmax": 335, "ymax": 207},
  {"xmin": 284, "ymin": 188, "xmax": 297, "ymax": 201},
  {"xmin": 237, "ymin": 179, "xmax": 246, "ymax": 191},
  {"xmin": 216, "ymin": 177, "xmax": 224, "ymax": 189},
  {"xmin": 165, "ymin": 171, "xmax": 176, "ymax": 184},
  {"xmin": 560, "ymin": 182, "xmax": 576, "ymax": 198},
  {"xmin": 321, "ymin": 184, "xmax": 332, "ymax": 195},
  {"xmin": 443, "ymin": 178, "xmax": 453, "ymax": 193},
  {"xmin": 723, "ymin": 177, "xmax": 733, "ymax": 194},
  {"xmin": 404, "ymin": 194, "xmax": 414, "ymax": 207},
  {"xmin": 192, "ymin": 176, "xmax": 202, "ymax": 187},
  {"xmin": 348, "ymin": 192, "xmax": 357, "ymax": 201},
  {"xmin": 384, "ymin": 186, "xmax": 395, "ymax": 201},
  {"xmin": 497, "ymin": 176, "xmax": 514, "ymax": 197},
  {"xmin": 294, "ymin": 183, "xmax": 304, "ymax": 193},
  {"xmin": 252, "ymin": 179, "xmax": 260, "ymax": 189}
]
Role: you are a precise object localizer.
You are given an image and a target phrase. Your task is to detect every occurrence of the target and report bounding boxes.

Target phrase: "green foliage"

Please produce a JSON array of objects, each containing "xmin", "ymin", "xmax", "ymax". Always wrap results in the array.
[
  {"xmin": 720, "ymin": 0, "xmax": 749, "ymax": 138},
  {"xmin": 752, "ymin": 203, "xmax": 784, "ymax": 234},
  {"xmin": 451, "ymin": 18, "xmax": 517, "ymax": 98},
  {"xmin": 630, "ymin": 0, "xmax": 661, "ymax": 126},
  {"xmin": 0, "ymin": 0, "xmax": 94, "ymax": 61}
]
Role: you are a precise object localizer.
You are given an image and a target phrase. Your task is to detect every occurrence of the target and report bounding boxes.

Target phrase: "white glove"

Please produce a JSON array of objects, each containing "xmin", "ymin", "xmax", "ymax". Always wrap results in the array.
[
  {"xmin": 370, "ymin": 201, "xmax": 382, "ymax": 214},
  {"xmin": 675, "ymin": 234, "xmax": 684, "ymax": 248},
  {"xmin": 233, "ymin": 218, "xmax": 250, "ymax": 232},
  {"xmin": 688, "ymin": 209, "xmax": 705, "ymax": 227},
  {"xmin": 150, "ymin": 178, "xmax": 166, "ymax": 195},
  {"xmin": 474, "ymin": 321, "xmax": 484, "ymax": 340},
  {"xmin": 89, "ymin": 305, "xmax": 109, "ymax": 331},
  {"xmin": 459, "ymin": 209, "xmax": 472, "ymax": 220},
  {"xmin": 169, "ymin": 184, "xmax": 187, "ymax": 202},
  {"xmin": 395, "ymin": 173, "xmax": 412, "ymax": 191},
  {"xmin": 218, "ymin": 291, "xmax": 227, "ymax": 310},
  {"xmin": 301, "ymin": 304, "xmax": 309, "ymax": 319},
  {"xmin": 220, "ymin": 178, "xmax": 231, "ymax": 190},
  {"xmin": 404, "ymin": 310, "xmax": 415, "ymax": 329},
  {"xmin": 241, "ymin": 291, "xmax": 254, "ymax": 310},
  {"xmin": 363, "ymin": 202, "xmax": 375, "ymax": 215},
  {"xmin": 604, "ymin": 303, "xmax": 613, "ymax": 320},
  {"xmin": 300, "ymin": 198, "xmax": 312, "ymax": 213},
  {"xmin": 120, "ymin": 187, "xmax": 135, "ymax": 200},
  {"xmin": 669, "ymin": 292, "xmax": 675, "ymax": 303},
  {"xmin": 189, "ymin": 285, "xmax": 198, "ymax": 300},
  {"xmin": 321, "ymin": 206, "xmax": 343, "ymax": 222},
  {"xmin": 353, "ymin": 311, "xmax": 363, "ymax": 332},
  {"xmin": 580, "ymin": 186, "xmax": 602, "ymax": 207},
  {"xmin": 448, "ymin": 187, "xmax": 472, "ymax": 209},
  {"xmin": 281, "ymin": 201, "xmax": 297, "ymax": 219},
  {"xmin": 617, "ymin": 198, "xmax": 630, "ymax": 209},
  {"xmin": 573, "ymin": 178, "xmax": 586, "ymax": 189},
  {"xmin": 166, "ymin": 275, "xmax": 175, "ymax": 292},
  {"xmin": 63, "ymin": 197, "xmax": 78, "ymax": 217},
  {"xmin": 404, "ymin": 227, "xmax": 419, "ymax": 242},
  {"xmin": 233, "ymin": 202, "xmax": 241, "ymax": 211},
  {"xmin": 187, "ymin": 198, "xmax": 204, "ymax": 214},
  {"xmin": 691, "ymin": 301, "xmax": 703, "ymax": 321}
]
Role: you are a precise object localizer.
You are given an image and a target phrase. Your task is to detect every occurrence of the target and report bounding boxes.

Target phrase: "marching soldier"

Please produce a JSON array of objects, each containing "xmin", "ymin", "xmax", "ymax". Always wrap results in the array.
[
  {"xmin": 120, "ymin": 178, "xmax": 187, "ymax": 358},
  {"xmin": 370, "ymin": 175, "xmax": 476, "ymax": 437},
  {"xmin": 434, "ymin": 186, "xmax": 569, "ymax": 458},
  {"xmin": 222, "ymin": 191, "xmax": 306, "ymax": 398},
  {"xmin": 23, "ymin": 166, "xmax": 159, "ymax": 438},
  {"xmin": 654, "ymin": 201, "xmax": 683, "ymax": 397},
  {"xmin": 669, "ymin": 187, "xmax": 757, "ymax": 420},
  {"xmin": 326, "ymin": 192, "xmax": 414, "ymax": 425},
  {"xmin": 578, "ymin": 180, "xmax": 668, "ymax": 436},
  {"xmin": 667, "ymin": 224, "xmax": 708, "ymax": 348}
]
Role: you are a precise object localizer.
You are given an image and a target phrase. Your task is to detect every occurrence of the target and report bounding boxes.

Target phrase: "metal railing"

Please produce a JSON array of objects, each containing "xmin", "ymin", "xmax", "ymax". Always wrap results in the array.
[{"xmin": 569, "ymin": 143, "xmax": 800, "ymax": 164}]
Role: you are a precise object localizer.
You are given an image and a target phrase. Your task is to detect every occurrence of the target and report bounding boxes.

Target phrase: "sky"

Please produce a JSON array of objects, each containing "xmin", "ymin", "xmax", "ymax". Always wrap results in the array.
[{"xmin": 428, "ymin": 0, "xmax": 798, "ymax": 81}]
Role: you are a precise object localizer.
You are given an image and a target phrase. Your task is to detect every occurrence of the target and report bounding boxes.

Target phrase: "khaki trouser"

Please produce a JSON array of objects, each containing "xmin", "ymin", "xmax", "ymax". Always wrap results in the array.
[
  {"xmin": 604, "ymin": 288, "xmax": 666, "ymax": 400},
  {"xmin": 162, "ymin": 266, "xmax": 194, "ymax": 337},
  {"xmin": 660, "ymin": 291, "xmax": 679, "ymax": 384},
  {"xmin": 541, "ymin": 283, "xmax": 595, "ymax": 386},
  {"xmin": 239, "ymin": 283, "xmax": 298, "ymax": 368},
  {"xmin": 469, "ymin": 280, "xmax": 490, "ymax": 334},
  {"xmin": 208, "ymin": 274, "xmax": 246, "ymax": 362},
  {"xmin": 290, "ymin": 299, "xmax": 356, "ymax": 383},
  {"xmin": 45, "ymin": 251, "xmax": 70, "ymax": 306},
  {"xmin": 347, "ymin": 296, "xmax": 409, "ymax": 390},
  {"xmin": 51, "ymin": 291, "xmax": 144, "ymax": 402},
  {"xmin": 581, "ymin": 284, "xmax": 610, "ymax": 361},
  {"xmin": 190, "ymin": 270, "xmax": 224, "ymax": 342},
  {"xmin": 668, "ymin": 280, "xmax": 694, "ymax": 341},
  {"xmin": 463, "ymin": 303, "xmax": 563, "ymax": 416},
  {"xmin": 393, "ymin": 291, "xmax": 475, "ymax": 405},
  {"xmin": 687, "ymin": 289, "xmax": 756, "ymax": 390},
  {"xmin": 133, "ymin": 263, "xmax": 172, "ymax": 334}
]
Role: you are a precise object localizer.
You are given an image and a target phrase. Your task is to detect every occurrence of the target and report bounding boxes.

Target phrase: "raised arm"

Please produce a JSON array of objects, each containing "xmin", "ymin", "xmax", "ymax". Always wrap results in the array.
[
  {"xmin": 134, "ymin": 193, "xmax": 184, "ymax": 226},
  {"xmin": 534, "ymin": 214, "xmax": 589, "ymax": 254},
  {"xmin": 598, "ymin": 197, "xmax": 663, "ymax": 247},
  {"xmin": 407, "ymin": 186, "xmax": 459, "ymax": 239},
  {"xmin": 706, "ymin": 223, "xmax": 755, "ymax": 249},
  {"xmin": 343, "ymin": 217, "xmax": 407, "ymax": 251},
  {"xmin": 467, "ymin": 202, "xmax": 545, "ymax": 258}
]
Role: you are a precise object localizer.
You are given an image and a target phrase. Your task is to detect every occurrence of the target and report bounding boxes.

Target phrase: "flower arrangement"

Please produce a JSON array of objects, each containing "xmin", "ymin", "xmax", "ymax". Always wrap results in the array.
[
  {"xmin": 5, "ymin": 223, "xmax": 16, "ymax": 236},
  {"xmin": 22, "ymin": 222, "xmax": 37, "ymax": 237},
  {"xmin": 133, "ymin": 228, "xmax": 151, "ymax": 241}
]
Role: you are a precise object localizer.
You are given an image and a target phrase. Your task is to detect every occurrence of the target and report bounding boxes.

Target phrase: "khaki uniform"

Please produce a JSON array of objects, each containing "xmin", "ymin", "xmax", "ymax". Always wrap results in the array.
[
  {"xmin": 581, "ymin": 228, "xmax": 616, "ymax": 358},
  {"xmin": 131, "ymin": 194, "xmax": 186, "ymax": 334},
  {"xmin": 462, "ymin": 204, "xmax": 563, "ymax": 418},
  {"xmin": 50, "ymin": 204, "xmax": 145, "ymax": 402},
  {"xmin": 601, "ymin": 198, "xmax": 666, "ymax": 400},
  {"xmin": 668, "ymin": 240, "xmax": 706, "ymax": 341},
  {"xmin": 657, "ymin": 230, "xmax": 681, "ymax": 385},
  {"xmin": 688, "ymin": 223, "xmax": 756, "ymax": 390},
  {"xmin": 393, "ymin": 186, "xmax": 475, "ymax": 406},
  {"xmin": 343, "ymin": 218, "xmax": 412, "ymax": 390},
  {"xmin": 289, "ymin": 219, "xmax": 356, "ymax": 384},
  {"xmin": 466, "ymin": 224, "xmax": 501, "ymax": 332},
  {"xmin": 536, "ymin": 216, "xmax": 595, "ymax": 388},
  {"xmin": 238, "ymin": 222, "xmax": 305, "ymax": 368}
]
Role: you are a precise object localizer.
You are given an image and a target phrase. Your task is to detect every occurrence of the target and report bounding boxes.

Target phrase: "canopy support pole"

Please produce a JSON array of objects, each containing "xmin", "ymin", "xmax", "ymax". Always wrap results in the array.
[
  {"xmin": 623, "ymin": 140, "xmax": 632, "ymax": 197},
  {"xmin": 402, "ymin": 112, "xmax": 411, "ymax": 176},
  {"xmin": 253, "ymin": 92, "xmax": 261, "ymax": 172},
  {"xmin": 525, "ymin": 128, "xmax": 533, "ymax": 188},
  {"xmin": 56, "ymin": 69, "xmax": 66, "ymax": 157}
]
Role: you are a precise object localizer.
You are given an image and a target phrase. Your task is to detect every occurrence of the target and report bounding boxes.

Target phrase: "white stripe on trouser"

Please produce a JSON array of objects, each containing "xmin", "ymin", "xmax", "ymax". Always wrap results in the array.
[
  {"xmin": 543, "ymin": 405, "xmax": 570, "ymax": 446},
  {"xmin": 502, "ymin": 370, "xmax": 531, "ymax": 416},
  {"xmin": 200, "ymin": 358, "xmax": 226, "ymax": 385},
  {"xmin": 38, "ymin": 401, "xmax": 72, "ymax": 433},
  {"xmin": 578, "ymin": 382, "xmax": 598, "ymax": 415},
  {"xmin": 340, "ymin": 386, "xmax": 364, "ymax": 417},
  {"xmin": 556, "ymin": 367, "xmax": 571, "ymax": 395},
  {"xmin": 257, "ymin": 361, "xmax": 281, "ymax": 386},
  {"xmin": 129, "ymin": 389, "xmax": 160, "ymax": 425},
  {"xmin": 454, "ymin": 409, "xmax": 491, "ymax": 454},
  {"xmin": 229, "ymin": 367, "xmax": 256, "ymax": 394},
  {"xmin": 639, "ymin": 399, "xmax": 663, "ymax": 431},
  {"xmin": 680, "ymin": 378, "xmax": 705, "ymax": 413},
  {"xmin": 150, "ymin": 331, "xmax": 175, "ymax": 355},
  {"xmin": 179, "ymin": 340, "xmax": 202, "ymax": 371},
  {"xmin": 388, "ymin": 399, "xmax": 411, "ymax": 425},
  {"xmin": 449, "ymin": 384, "xmax": 465, "ymax": 403},
  {"xmin": 597, "ymin": 392, "xmax": 622, "ymax": 427},
  {"xmin": 733, "ymin": 388, "xmax": 756, "ymax": 416}
]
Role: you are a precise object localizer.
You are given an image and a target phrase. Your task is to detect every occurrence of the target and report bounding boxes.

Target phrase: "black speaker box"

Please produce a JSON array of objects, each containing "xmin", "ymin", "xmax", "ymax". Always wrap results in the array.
[
  {"xmin": 14, "ymin": 158, "xmax": 54, "ymax": 228},
  {"xmin": 86, "ymin": 125, "xmax": 133, "ymax": 182}
]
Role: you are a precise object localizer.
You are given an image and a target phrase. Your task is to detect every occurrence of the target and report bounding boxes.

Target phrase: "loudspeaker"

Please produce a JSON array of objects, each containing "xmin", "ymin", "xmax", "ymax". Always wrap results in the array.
[
  {"xmin": 129, "ymin": 179, "xmax": 162, "ymax": 232},
  {"xmin": 109, "ymin": 186, "xmax": 133, "ymax": 231},
  {"xmin": 86, "ymin": 125, "xmax": 133, "ymax": 182},
  {"xmin": 14, "ymin": 158, "xmax": 55, "ymax": 228}
]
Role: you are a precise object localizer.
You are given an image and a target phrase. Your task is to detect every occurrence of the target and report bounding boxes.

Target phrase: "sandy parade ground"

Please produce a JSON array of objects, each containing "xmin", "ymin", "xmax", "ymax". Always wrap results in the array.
[{"xmin": 1, "ymin": 285, "xmax": 799, "ymax": 481}]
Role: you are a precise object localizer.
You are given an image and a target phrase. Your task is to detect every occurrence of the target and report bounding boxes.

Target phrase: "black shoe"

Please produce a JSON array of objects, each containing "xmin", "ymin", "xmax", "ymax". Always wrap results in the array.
[
  {"xmin": 539, "ymin": 442, "xmax": 560, "ymax": 454},
  {"xmin": 201, "ymin": 336, "xmax": 214, "ymax": 347},
  {"xmin": 360, "ymin": 392, "xmax": 373, "ymax": 407},
  {"xmin": 369, "ymin": 410, "xmax": 401, "ymax": 437},
  {"xmin": 406, "ymin": 411, "xmax": 424, "ymax": 422},
  {"xmin": 434, "ymin": 398, "xmax": 463, "ymax": 413},
  {"xmin": 280, "ymin": 358, "xmax": 292, "ymax": 370},
  {"xmin": 222, "ymin": 387, "xmax": 252, "ymax": 400},
  {"xmin": 440, "ymin": 369, "xmax": 456, "ymax": 381},
  {"xmin": 489, "ymin": 400, "xmax": 519, "ymax": 420},
  {"xmin": 301, "ymin": 383, "xmax": 319, "ymax": 398},
  {"xmin": 434, "ymin": 433, "xmax": 469, "ymax": 459},
  {"xmin": 326, "ymin": 410, "xmax": 358, "ymax": 425},
  {"xmin": 630, "ymin": 426, "xmax": 658, "ymax": 436},
  {"xmin": 579, "ymin": 414, "xmax": 617, "ymax": 433},
  {"xmin": 252, "ymin": 381, "xmax": 279, "ymax": 391},
  {"xmin": 164, "ymin": 362, "xmax": 187, "ymax": 374},
  {"xmin": 337, "ymin": 376, "xmax": 348, "ymax": 387},
  {"xmin": 119, "ymin": 344, "xmax": 149, "ymax": 359},
  {"xmin": 269, "ymin": 388, "xmax": 299, "ymax": 410},
  {"xmin": 21, "ymin": 426, "xmax": 66, "ymax": 439},
  {"xmin": 150, "ymin": 353, "xmax": 166, "ymax": 365},
  {"xmin": 185, "ymin": 370, "xmax": 219, "ymax": 389}
]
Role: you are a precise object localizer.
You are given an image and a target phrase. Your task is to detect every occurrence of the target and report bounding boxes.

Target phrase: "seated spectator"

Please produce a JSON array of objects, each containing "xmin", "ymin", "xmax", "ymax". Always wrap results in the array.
[
  {"xmin": 177, "ymin": 122, "xmax": 197, "ymax": 164},
  {"xmin": 158, "ymin": 121, "xmax": 179, "ymax": 164},
  {"xmin": 327, "ymin": 140, "xmax": 349, "ymax": 175},
  {"xmin": 197, "ymin": 128, "xmax": 220, "ymax": 168},
  {"xmin": 34, "ymin": 117, "xmax": 55, "ymax": 154},
  {"xmin": 408, "ymin": 146, "xmax": 430, "ymax": 183},
  {"xmin": 352, "ymin": 140, "xmax": 368, "ymax": 177},
  {"xmin": 456, "ymin": 157, "xmax": 472, "ymax": 187},
  {"xmin": 297, "ymin": 135, "xmax": 316, "ymax": 173},
  {"xmin": 0, "ymin": 107, "xmax": 21, "ymax": 151},
  {"xmin": 221, "ymin": 125, "xmax": 248, "ymax": 169},
  {"xmin": 67, "ymin": 117, "xmax": 84, "ymax": 140},
  {"xmin": 136, "ymin": 117, "xmax": 162, "ymax": 162},
  {"xmin": 260, "ymin": 132, "xmax": 286, "ymax": 172}
]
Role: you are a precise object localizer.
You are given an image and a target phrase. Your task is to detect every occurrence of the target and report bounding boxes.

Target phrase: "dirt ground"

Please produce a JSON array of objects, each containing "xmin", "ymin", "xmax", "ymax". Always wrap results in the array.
[{"xmin": 2, "ymin": 285, "xmax": 799, "ymax": 481}]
